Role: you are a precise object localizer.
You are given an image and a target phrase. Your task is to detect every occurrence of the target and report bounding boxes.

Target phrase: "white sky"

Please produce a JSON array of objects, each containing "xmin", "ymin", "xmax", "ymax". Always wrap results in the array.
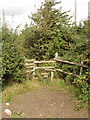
[{"xmin": 0, "ymin": 0, "xmax": 89, "ymax": 29}]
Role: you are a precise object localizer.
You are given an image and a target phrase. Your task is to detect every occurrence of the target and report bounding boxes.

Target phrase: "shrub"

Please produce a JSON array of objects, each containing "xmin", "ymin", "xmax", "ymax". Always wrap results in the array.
[{"xmin": 2, "ymin": 42, "xmax": 25, "ymax": 83}]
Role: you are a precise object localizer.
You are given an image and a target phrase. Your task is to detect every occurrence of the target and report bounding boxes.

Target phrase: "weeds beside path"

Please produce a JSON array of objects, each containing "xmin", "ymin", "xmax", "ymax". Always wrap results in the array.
[{"xmin": 2, "ymin": 79, "xmax": 88, "ymax": 118}]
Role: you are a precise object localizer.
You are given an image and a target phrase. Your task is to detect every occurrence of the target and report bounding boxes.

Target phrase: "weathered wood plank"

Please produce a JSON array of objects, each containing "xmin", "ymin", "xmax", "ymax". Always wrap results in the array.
[
  {"xmin": 51, "ymin": 71, "xmax": 54, "ymax": 82},
  {"xmin": 54, "ymin": 58, "xmax": 89, "ymax": 69},
  {"xmin": 25, "ymin": 59, "xmax": 35, "ymax": 62},
  {"xmin": 36, "ymin": 67, "xmax": 55, "ymax": 69},
  {"xmin": 26, "ymin": 66, "xmax": 34, "ymax": 69},
  {"xmin": 34, "ymin": 61, "xmax": 56, "ymax": 64},
  {"xmin": 26, "ymin": 70, "xmax": 35, "ymax": 73},
  {"xmin": 79, "ymin": 61, "xmax": 84, "ymax": 75},
  {"xmin": 25, "ymin": 63, "xmax": 34, "ymax": 66},
  {"xmin": 45, "ymin": 69, "xmax": 55, "ymax": 71}
]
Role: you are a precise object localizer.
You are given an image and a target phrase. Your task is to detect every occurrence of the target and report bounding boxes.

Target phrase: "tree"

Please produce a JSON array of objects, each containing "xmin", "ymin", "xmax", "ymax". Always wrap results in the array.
[
  {"xmin": 23, "ymin": 1, "xmax": 73, "ymax": 60},
  {"xmin": 2, "ymin": 23, "xmax": 25, "ymax": 83}
]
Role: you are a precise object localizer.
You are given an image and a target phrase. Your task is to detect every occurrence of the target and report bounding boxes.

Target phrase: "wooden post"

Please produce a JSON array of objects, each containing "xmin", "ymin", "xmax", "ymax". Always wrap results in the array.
[
  {"xmin": 33, "ymin": 69, "xmax": 35, "ymax": 79},
  {"xmin": 51, "ymin": 71, "xmax": 54, "ymax": 82},
  {"xmin": 80, "ymin": 61, "xmax": 83, "ymax": 76},
  {"xmin": 0, "ymin": 78, "xmax": 2, "ymax": 83},
  {"xmin": 26, "ymin": 73, "xmax": 29, "ymax": 80},
  {"xmin": 33, "ymin": 60, "xmax": 36, "ymax": 79},
  {"xmin": 55, "ymin": 52, "xmax": 58, "ymax": 58}
]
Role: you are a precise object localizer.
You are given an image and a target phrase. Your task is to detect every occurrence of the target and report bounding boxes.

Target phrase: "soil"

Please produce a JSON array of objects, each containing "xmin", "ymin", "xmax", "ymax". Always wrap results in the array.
[{"xmin": 2, "ymin": 86, "xmax": 88, "ymax": 118}]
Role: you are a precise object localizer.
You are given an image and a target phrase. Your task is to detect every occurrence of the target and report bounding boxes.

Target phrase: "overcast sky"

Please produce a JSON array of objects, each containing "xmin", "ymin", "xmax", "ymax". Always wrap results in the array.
[{"xmin": 0, "ymin": 0, "xmax": 89, "ymax": 29}]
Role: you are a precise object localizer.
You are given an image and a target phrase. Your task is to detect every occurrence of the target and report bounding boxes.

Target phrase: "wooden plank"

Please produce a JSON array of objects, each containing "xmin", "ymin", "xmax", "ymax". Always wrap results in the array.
[
  {"xmin": 80, "ymin": 61, "xmax": 83, "ymax": 75},
  {"xmin": 26, "ymin": 74, "xmax": 29, "ymax": 80},
  {"xmin": 36, "ymin": 67, "xmax": 55, "ymax": 69},
  {"xmin": 25, "ymin": 59, "xmax": 35, "ymax": 62},
  {"xmin": 54, "ymin": 58, "xmax": 89, "ymax": 69},
  {"xmin": 56, "ymin": 69, "xmax": 80, "ymax": 77},
  {"xmin": 26, "ymin": 70, "xmax": 35, "ymax": 73},
  {"xmin": 26, "ymin": 66, "xmax": 34, "ymax": 68},
  {"xmin": 51, "ymin": 71, "xmax": 54, "ymax": 82},
  {"xmin": 43, "ymin": 75, "xmax": 48, "ymax": 78},
  {"xmin": 34, "ymin": 61, "xmax": 56, "ymax": 64},
  {"xmin": 45, "ymin": 69, "xmax": 55, "ymax": 71},
  {"xmin": 33, "ymin": 63, "xmax": 37, "ymax": 78},
  {"xmin": 25, "ymin": 63, "xmax": 34, "ymax": 66}
]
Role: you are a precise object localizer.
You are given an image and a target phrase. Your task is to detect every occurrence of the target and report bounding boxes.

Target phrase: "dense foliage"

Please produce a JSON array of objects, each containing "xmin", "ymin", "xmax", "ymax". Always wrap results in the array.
[
  {"xmin": 2, "ymin": 24, "xmax": 25, "ymax": 83},
  {"xmin": 22, "ymin": 1, "xmax": 74, "ymax": 60}
]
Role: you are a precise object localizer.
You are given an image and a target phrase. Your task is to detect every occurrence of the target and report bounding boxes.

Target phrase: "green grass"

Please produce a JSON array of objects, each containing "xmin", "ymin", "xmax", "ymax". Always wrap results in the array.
[
  {"xmin": 48, "ymin": 79, "xmax": 79, "ymax": 98},
  {"xmin": 37, "ymin": 77, "xmax": 79, "ymax": 101},
  {"xmin": 37, "ymin": 77, "xmax": 79, "ymax": 99},
  {"xmin": 11, "ymin": 112, "xmax": 29, "ymax": 118},
  {"xmin": 2, "ymin": 80, "xmax": 41, "ymax": 102}
]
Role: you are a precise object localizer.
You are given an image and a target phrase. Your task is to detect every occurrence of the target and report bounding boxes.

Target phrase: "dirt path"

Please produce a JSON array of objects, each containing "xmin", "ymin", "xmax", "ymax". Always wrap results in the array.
[{"xmin": 2, "ymin": 86, "xmax": 88, "ymax": 118}]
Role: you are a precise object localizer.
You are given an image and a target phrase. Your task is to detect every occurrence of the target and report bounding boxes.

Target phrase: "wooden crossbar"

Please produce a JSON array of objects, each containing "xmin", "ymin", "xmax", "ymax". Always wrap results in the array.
[
  {"xmin": 25, "ymin": 63, "xmax": 34, "ymax": 66},
  {"xmin": 34, "ymin": 61, "xmax": 56, "ymax": 64},
  {"xmin": 54, "ymin": 58, "xmax": 89, "ymax": 69},
  {"xmin": 56, "ymin": 69, "xmax": 80, "ymax": 77},
  {"xmin": 35, "ymin": 67, "xmax": 55, "ymax": 69},
  {"xmin": 45, "ymin": 69, "xmax": 55, "ymax": 71},
  {"xmin": 25, "ymin": 59, "xmax": 35, "ymax": 62},
  {"xmin": 26, "ymin": 70, "xmax": 35, "ymax": 73},
  {"xmin": 26, "ymin": 66, "xmax": 34, "ymax": 68}
]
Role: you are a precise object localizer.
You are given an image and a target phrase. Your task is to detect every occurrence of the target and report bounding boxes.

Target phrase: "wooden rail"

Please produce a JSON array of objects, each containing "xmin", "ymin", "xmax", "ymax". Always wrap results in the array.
[
  {"xmin": 54, "ymin": 57, "xmax": 89, "ymax": 77},
  {"xmin": 25, "ymin": 59, "xmax": 35, "ymax": 62},
  {"xmin": 35, "ymin": 67, "xmax": 55, "ymax": 69},
  {"xmin": 25, "ymin": 59, "xmax": 55, "ymax": 81},
  {"xmin": 25, "ymin": 54, "xmax": 89, "ymax": 81},
  {"xmin": 54, "ymin": 58, "xmax": 89, "ymax": 69},
  {"xmin": 34, "ymin": 60, "xmax": 56, "ymax": 63},
  {"xmin": 56, "ymin": 69, "xmax": 79, "ymax": 77}
]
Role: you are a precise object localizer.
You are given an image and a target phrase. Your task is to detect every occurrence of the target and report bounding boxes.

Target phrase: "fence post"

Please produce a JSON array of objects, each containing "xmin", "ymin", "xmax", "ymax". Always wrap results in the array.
[
  {"xmin": 79, "ymin": 61, "xmax": 83, "ymax": 76},
  {"xmin": 26, "ymin": 73, "xmax": 29, "ymax": 80},
  {"xmin": 55, "ymin": 52, "xmax": 58, "ymax": 58},
  {"xmin": 51, "ymin": 71, "xmax": 54, "ymax": 82},
  {"xmin": 33, "ymin": 60, "xmax": 36, "ymax": 79}
]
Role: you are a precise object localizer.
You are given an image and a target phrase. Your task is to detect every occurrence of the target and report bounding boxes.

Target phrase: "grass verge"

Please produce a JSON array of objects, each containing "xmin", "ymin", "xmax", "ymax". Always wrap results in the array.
[
  {"xmin": 2, "ymin": 80, "xmax": 41, "ymax": 103},
  {"xmin": 48, "ymin": 79, "xmax": 79, "ymax": 97}
]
